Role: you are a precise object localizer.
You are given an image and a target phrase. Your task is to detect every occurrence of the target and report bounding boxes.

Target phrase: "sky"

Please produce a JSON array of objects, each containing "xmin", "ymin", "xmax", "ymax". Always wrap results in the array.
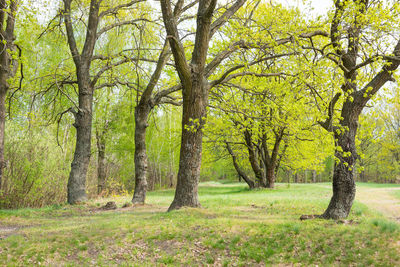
[
  {"xmin": 32, "ymin": 0, "xmax": 335, "ymax": 23},
  {"xmin": 280, "ymin": 0, "xmax": 333, "ymax": 15}
]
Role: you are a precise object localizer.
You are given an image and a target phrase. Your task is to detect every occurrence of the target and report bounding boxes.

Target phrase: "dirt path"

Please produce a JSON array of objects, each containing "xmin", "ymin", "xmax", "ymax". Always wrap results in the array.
[
  {"xmin": 0, "ymin": 226, "xmax": 21, "ymax": 239},
  {"xmin": 356, "ymin": 187, "xmax": 400, "ymax": 222}
]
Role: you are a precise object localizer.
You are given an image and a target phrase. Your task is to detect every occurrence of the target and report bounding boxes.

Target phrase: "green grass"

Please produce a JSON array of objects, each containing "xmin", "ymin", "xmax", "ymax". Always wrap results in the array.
[
  {"xmin": 356, "ymin": 182, "xmax": 400, "ymax": 189},
  {"xmin": 0, "ymin": 182, "xmax": 399, "ymax": 266}
]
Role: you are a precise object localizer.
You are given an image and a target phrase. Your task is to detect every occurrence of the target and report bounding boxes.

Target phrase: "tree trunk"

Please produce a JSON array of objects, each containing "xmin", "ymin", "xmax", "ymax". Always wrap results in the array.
[
  {"xmin": 244, "ymin": 130, "xmax": 265, "ymax": 186},
  {"xmin": 312, "ymin": 170, "xmax": 317, "ymax": 183},
  {"xmin": 0, "ymin": 90, "xmax": 6, "ymax": 189},
  {"xmin": 322, "ymin": 103, "xmax": 359, "ymax": 219},
  {"xmin": 265, "ymin": 167, "xmax": 275, "ymax": 189},
  {"xmin": 168, "ymin": 172, "xmax": 174, "ymax": 188},
  {"xmin": 226, "ymin": 142, "xmax": 255, "ymax": 189},
  {"xmin": 168, "ymin": 83, "xmax": 208, "ymax": 211},
  {"xmin": 286, "ymin": 170, "xmax": 291, "ymax": 184},
  {"xmin": 96, "ymin": 132, "xmax": 106, "ymax": 195},
  {"xmin": 67, "ymin": 92, "xmax": 93, "ymax": 204},
  {"xmin": 322, "ymin": 155, "xmax": 356, "ymax": 219},
  {"xmin": 132, "ymin": 104, "xmax": 150, "ymax": 204},
  {"xmin": 0, "ymin": 0, "xmax": 17, "ymax": 191},
  {"xmin": 161, "ymin": 0, "xmax": 244, "ymax": 211},
  {"xmin": 64, "ymin": 0, "xmax": 100, "ymax": 204}
]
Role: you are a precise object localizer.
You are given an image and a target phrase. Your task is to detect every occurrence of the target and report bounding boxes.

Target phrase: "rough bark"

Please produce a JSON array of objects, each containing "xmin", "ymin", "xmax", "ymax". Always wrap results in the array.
[
  {"xmin": 64, "ymin": 0, "xmax": 100, "ymax": 204},
  {"xmin": 67, "ymin": 92, "xmax": 93, "ymax": 203},
  {"xmin": 0, "ymin": 91, "xmax": 6, "ymax": 189},
  {"xmin": 0, "ymin": 0, "xmax": 17, "ymax": 190},
  {"xmin": 131, "ymin": 41, "xmax": 170, "ymax": 204},
  {"xmin": 62, "ymin": 0, "xmax": 149, "ymax": 203},
  {"xmin": 265, "ymin": 167, "xmax": 275, "ymax": 189},
  {"xmin": 132, "ymin": 104, "xmax": 150, "ymax": 204},
  {"xmin": 161, "ymin": 0, "xmax": 214, "ymax": 211},
  {"xmin": 160, "ymin": 0, "xmax": 246, "ymax": 211},
  {"xmin": 261, "ymin": 129, "xmax": 285, "ymax": 189},
  {"xmin": 322, "ymin": 101, "xmax": 360, "ymax": 219},
  {"xmin": 317, "ymin": 0, "xmax": 400, "ymax": 219},
  {"xmin": 244, "ymin": 130, "xmax": 265, "ymax": 186},
  {"xmin": 168, "ymin": 80, "xmax": 208, "ymax": 210}
]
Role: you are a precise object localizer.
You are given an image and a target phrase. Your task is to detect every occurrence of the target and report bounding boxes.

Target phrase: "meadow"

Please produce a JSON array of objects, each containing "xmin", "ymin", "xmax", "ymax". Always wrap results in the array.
[{"xmin": 0, "ymin": 182, "xmax": 399, "ymax": 266}]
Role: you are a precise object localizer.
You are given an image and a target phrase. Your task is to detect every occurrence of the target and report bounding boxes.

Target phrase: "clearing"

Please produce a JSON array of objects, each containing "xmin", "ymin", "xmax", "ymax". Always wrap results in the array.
[
  {"xmin": 356, "ymin": 185, "xmax": 400, "ymax": 222},
  {"xmin": 0, "ymin": 182, "xmax": 399, "ymax": 266}
]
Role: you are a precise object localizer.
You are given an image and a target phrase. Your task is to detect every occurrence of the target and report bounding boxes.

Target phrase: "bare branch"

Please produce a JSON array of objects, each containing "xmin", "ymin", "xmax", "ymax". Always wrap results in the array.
[
  {"xmin": 96, "ymin": 18, "xmax": 150, "ymax": 39},
  {"xmin": 99, "ymin": 0, "xmax": 146, "ymax": 18},
  {"xmin": 160, "ymin": 0, "xmax": 191, "ymax": 87},
  {"xmin": 318, "ymin": 92, "xmax": 341, "ymax": 132},
  {"xmin": 210, "ymin": 0, "xmax": 246, "ymax": 38}
]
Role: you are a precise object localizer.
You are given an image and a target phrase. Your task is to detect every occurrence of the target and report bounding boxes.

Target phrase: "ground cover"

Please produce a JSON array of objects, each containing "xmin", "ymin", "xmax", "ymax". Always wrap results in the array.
[{"xmin": 0, "ymin": 182, "xmax": 399, "ymax": 266}]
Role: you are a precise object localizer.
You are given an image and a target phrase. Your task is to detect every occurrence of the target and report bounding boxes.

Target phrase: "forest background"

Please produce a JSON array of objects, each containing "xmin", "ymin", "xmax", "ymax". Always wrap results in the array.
[{"xmin": 0, "ymin": 0, "xmax": 399, "ymax": 214}]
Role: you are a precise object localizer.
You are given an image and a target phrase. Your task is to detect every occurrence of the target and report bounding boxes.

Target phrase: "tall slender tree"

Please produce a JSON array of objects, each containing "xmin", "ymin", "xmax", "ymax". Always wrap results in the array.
[
  {"xmin": 63, "ymin": 0, "xmax": 148, "ymax": 204},
  {"xmin": 132, "ymin": 0, "xmax": 200, "ymax": 205}
]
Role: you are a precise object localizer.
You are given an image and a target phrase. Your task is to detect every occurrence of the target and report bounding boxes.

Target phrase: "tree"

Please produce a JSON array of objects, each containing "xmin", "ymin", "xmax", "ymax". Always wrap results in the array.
[
  {"xmin": 62, "ymin": 0, "xmax": 149, "ymax": 204},
  {"xmin": 0, "ymin": 0, "xmax": 18, "ymax": 189},
  {"xmin": 160, "ymin": 0, "xmax": 251, "ymax": 210},
  {"xmin": 305, "ymin": 0, "xmax": 400, "ymax": 219}
]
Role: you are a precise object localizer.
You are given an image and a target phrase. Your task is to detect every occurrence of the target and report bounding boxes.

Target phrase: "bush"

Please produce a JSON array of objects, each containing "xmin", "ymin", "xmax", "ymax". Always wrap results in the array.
[{"xmin": 0, "ymin": 130, "xmax": 69, "ymax": 209}]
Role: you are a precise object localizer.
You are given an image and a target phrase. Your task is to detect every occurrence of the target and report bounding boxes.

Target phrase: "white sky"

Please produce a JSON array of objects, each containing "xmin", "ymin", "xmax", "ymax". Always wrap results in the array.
[
  {"xmin": 280, "ymin": 0, "xmax": 333, "ymax": 15},
  {"xmin": 33, "ymin": 0, "xmax": 334, "ymax": 23}
]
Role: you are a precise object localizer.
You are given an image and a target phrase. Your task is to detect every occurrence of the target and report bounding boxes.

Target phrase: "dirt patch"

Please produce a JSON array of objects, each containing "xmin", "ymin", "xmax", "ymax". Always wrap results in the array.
[
  {"xmin": 336, "ymin": 219, "xmax": 359, "ymax": 225},
  {"xmin": 0, "ymin": 225, "xmax": 21, "ymax": 239},
  {"xmin": 356, "ymin": 187, "xmax": 400, "ymax": 222}
]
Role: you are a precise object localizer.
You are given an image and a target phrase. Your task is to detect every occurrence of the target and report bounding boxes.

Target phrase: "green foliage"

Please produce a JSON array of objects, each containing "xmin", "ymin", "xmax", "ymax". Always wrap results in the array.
[
  {"xmin": 0, "ymin": 127, "xmax": 69, "ymax": 208},
  {"xmin": 356, "ymin": 87, "xmax": 400, "ymax": 182}
]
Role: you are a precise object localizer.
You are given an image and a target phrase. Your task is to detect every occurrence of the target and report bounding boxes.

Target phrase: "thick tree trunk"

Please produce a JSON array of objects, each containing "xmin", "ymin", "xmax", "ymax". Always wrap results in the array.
[
  {"xmin": 322, "ymin": 155, "xmax": 356, "ymax": 219},
  {"xmin": 96, "ymin": 133, "xmax": 106, "ymax": 195},
  {"xmin": 168, "ymin": 83, "xmax": 207, "ymax": 211},
  {"xmin": 0, "ymin": 90, "xmax": 6, "ymax": 189},
  {"xmin": 67, "ymin": 92, "xmax": 93, "ymax": 204},
  {"xmin": 132, "ymin": 104, "xmax": 150, "ymax": 204},
  {"xmin": 322, "ymin": 103, "xmax": 359, "ymax": 219},
  {"xmin": 64, "ymin": 0, "xmax": 100, "ymax": 204},
  {"xmin": 0, "ymin": 0, "xmax": 17, "ymax": 191},
  {"xmin": 244, "ymin": 131, "xmax": 265, "ymax": 186},
  {"xmin": 161, "ymin": 0, "xmax": 244, "ymax": 211},
  {"xmin": 265, "ymin": 167, "xmax": 275, "ymax": 188}
]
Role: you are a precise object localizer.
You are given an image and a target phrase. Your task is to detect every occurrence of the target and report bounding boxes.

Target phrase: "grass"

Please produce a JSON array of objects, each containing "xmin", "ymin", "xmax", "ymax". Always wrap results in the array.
[{"xmin": 0, "ymin": 182, "xmax": 399, "ymax": 266}]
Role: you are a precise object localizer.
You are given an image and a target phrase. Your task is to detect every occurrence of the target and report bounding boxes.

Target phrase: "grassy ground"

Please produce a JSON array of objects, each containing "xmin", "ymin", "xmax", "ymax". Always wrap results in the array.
[{"xmin": 1, "ymin": 182, "xmax": 399, "ymax": 266}]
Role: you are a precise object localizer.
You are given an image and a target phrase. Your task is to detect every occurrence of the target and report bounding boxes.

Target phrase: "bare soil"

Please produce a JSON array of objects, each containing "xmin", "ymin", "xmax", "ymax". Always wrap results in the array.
[
  {"xmin": 356, "ymin": 187, "xmax": 400, "ymax": 222},
  {"xmin": 0, "ymin": 225, "xmax": 21, "ymax": 239}
]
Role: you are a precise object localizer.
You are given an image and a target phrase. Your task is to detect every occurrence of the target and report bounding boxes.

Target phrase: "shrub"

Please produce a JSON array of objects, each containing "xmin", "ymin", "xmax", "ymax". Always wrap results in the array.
[{"xmin": 0, "ymin": 130, "xmax": 69, "ymax": 209}]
